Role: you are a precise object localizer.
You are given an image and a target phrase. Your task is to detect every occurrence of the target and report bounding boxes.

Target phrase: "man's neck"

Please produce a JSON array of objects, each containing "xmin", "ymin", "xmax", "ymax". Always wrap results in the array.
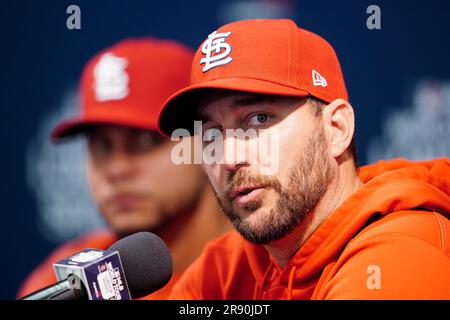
[{"xmin": 264, "ymin": 161, "xmax": 362, "ymax": 269}]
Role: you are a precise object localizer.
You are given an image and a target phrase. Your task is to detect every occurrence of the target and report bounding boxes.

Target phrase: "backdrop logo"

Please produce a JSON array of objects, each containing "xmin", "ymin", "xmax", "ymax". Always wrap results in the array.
[
  {"xmin": 368, "ymin": 80, "xmax": 450, "ymax": 162},
  {"xmin": 26, "ymin": 87, "xmax": 105, "ymax": 243}
]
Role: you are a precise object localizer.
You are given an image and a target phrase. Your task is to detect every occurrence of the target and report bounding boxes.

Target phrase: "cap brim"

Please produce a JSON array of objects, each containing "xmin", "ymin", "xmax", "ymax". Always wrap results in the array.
[
  {"xmin": 51, "ymin": 116, "xmax": 159, "ymax": 141},
  {"xmin": 157, "ymin": 77, "xmax": 310, "ymax": 137}
]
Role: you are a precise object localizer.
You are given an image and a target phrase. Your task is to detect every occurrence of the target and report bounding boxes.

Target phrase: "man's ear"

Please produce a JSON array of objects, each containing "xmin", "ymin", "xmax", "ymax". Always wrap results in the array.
[{"xmin": 321, "ymin": 98, "xmax": 355, "ymax": 159}]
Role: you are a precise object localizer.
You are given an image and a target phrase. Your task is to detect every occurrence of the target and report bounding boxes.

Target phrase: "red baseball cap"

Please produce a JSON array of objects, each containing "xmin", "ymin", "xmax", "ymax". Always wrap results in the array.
[
  {"xmin": 158, "ymin": 19, "xmax": 348, "ymax": 136},
  {"xmin": 51, "ymin": 38, "xmax": 194, "ymax": 140}
]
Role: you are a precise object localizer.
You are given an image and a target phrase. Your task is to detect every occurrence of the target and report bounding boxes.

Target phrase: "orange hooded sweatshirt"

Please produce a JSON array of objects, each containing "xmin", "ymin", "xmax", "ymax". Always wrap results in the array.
[
  {"xmin": 18, "ymin": 230, "xmax": 180, "ymax": 299},
  {"xmin": 169, "ymin": 158, "xmax": 450, "ymax": 299}
]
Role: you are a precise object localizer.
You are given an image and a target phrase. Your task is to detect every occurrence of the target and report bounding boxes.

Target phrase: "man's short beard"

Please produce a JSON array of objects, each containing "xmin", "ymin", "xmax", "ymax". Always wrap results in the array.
[{"xmin": 215, "ymin": 125, "xmax": 333, "ymax": 245}]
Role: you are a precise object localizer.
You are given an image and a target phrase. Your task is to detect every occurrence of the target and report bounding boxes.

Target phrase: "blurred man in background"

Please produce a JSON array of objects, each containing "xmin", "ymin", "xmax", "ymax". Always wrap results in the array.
[{"xmin": 18, "ymin": 38, "xmax": 230, "ymax": 299}]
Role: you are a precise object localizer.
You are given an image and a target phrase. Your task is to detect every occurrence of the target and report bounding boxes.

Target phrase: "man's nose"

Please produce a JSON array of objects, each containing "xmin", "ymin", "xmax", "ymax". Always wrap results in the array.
[
  {"xmin": 104, "ymin": 151, "xmax": 136, "ymax": 182},
  {"xmin": 221, "ymin": 135, "xmax": 250, "ymax": 172}
]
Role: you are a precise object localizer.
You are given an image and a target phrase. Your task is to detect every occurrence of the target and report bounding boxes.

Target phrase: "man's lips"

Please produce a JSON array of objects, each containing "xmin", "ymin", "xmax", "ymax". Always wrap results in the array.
[
  {"xmin": 229, "ymin": 185, "xmax": 266, "ymax": 206},
  {"xmin": 108, "ymin": 193, "xmax": 142, "ymax": 212}
]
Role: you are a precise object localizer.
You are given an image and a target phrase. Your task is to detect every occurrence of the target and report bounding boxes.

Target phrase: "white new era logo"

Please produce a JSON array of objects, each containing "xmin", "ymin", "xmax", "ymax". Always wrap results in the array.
[{"xmin": 312, "ymin": 70, "xmax": 328, "ymax": 87}]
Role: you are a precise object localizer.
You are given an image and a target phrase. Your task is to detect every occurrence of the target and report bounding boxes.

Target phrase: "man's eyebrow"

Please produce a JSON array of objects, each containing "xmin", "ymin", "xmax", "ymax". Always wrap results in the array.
[
  {"xmin": 198, "ymin": 94, "xmax": 274, "ymax": 122},
  {"xmin": 198, "ymin": 113, "xmax": 212, "ymax": 123}
]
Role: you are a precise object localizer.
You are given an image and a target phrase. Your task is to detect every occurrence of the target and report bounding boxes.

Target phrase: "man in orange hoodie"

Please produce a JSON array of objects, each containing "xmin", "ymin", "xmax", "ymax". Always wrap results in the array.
[
  {"xmin": 18, "ymin": 38, "xmax": 230, "ymax": 299},
  {"xmin": 157, "ymin": 19, "xmax": 450, "ymax": 299}
]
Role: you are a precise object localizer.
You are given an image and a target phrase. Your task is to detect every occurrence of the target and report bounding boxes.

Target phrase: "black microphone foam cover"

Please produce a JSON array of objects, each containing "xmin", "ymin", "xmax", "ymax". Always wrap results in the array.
[{"xmin": 108, "ymin": 232, "xmax": 173, "ymax": 298}]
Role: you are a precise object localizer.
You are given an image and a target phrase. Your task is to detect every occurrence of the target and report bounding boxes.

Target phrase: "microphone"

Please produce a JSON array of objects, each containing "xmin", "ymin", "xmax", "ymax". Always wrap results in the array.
[
  {"xmin": 20, "ymin": 232, "xmax": 173, "ymax": 300},
  {"xmin": 20, "ymin": 273, "xmax": 87, "ymax": 300},
  {"xmin": 108, "ymin": 231, "xmax": 173, "ymax": 298}
]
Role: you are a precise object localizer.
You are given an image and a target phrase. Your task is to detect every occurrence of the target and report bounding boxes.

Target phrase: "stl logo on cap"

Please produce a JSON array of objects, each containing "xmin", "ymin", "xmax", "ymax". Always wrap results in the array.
[
  {"xmin": 200, "ymin": 31, "xmax": 233, "ymax": 72},
  {"xmin": 93, "ymin": 53, "xmax": 130, "ymax": 102}
]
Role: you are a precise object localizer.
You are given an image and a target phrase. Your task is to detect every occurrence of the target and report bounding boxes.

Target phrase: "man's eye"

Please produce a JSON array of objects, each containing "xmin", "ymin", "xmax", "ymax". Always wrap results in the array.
[
  {"xmin": 248, "ymin": 113, "xmax": 272, "ymax": 126},
  {"xmin": 133, "ymin": 132, "xmax": 157, "ymax": 152},
  {"xmin": 88, "ymin": 138, "xmax": 111, "ymax": 158}
]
